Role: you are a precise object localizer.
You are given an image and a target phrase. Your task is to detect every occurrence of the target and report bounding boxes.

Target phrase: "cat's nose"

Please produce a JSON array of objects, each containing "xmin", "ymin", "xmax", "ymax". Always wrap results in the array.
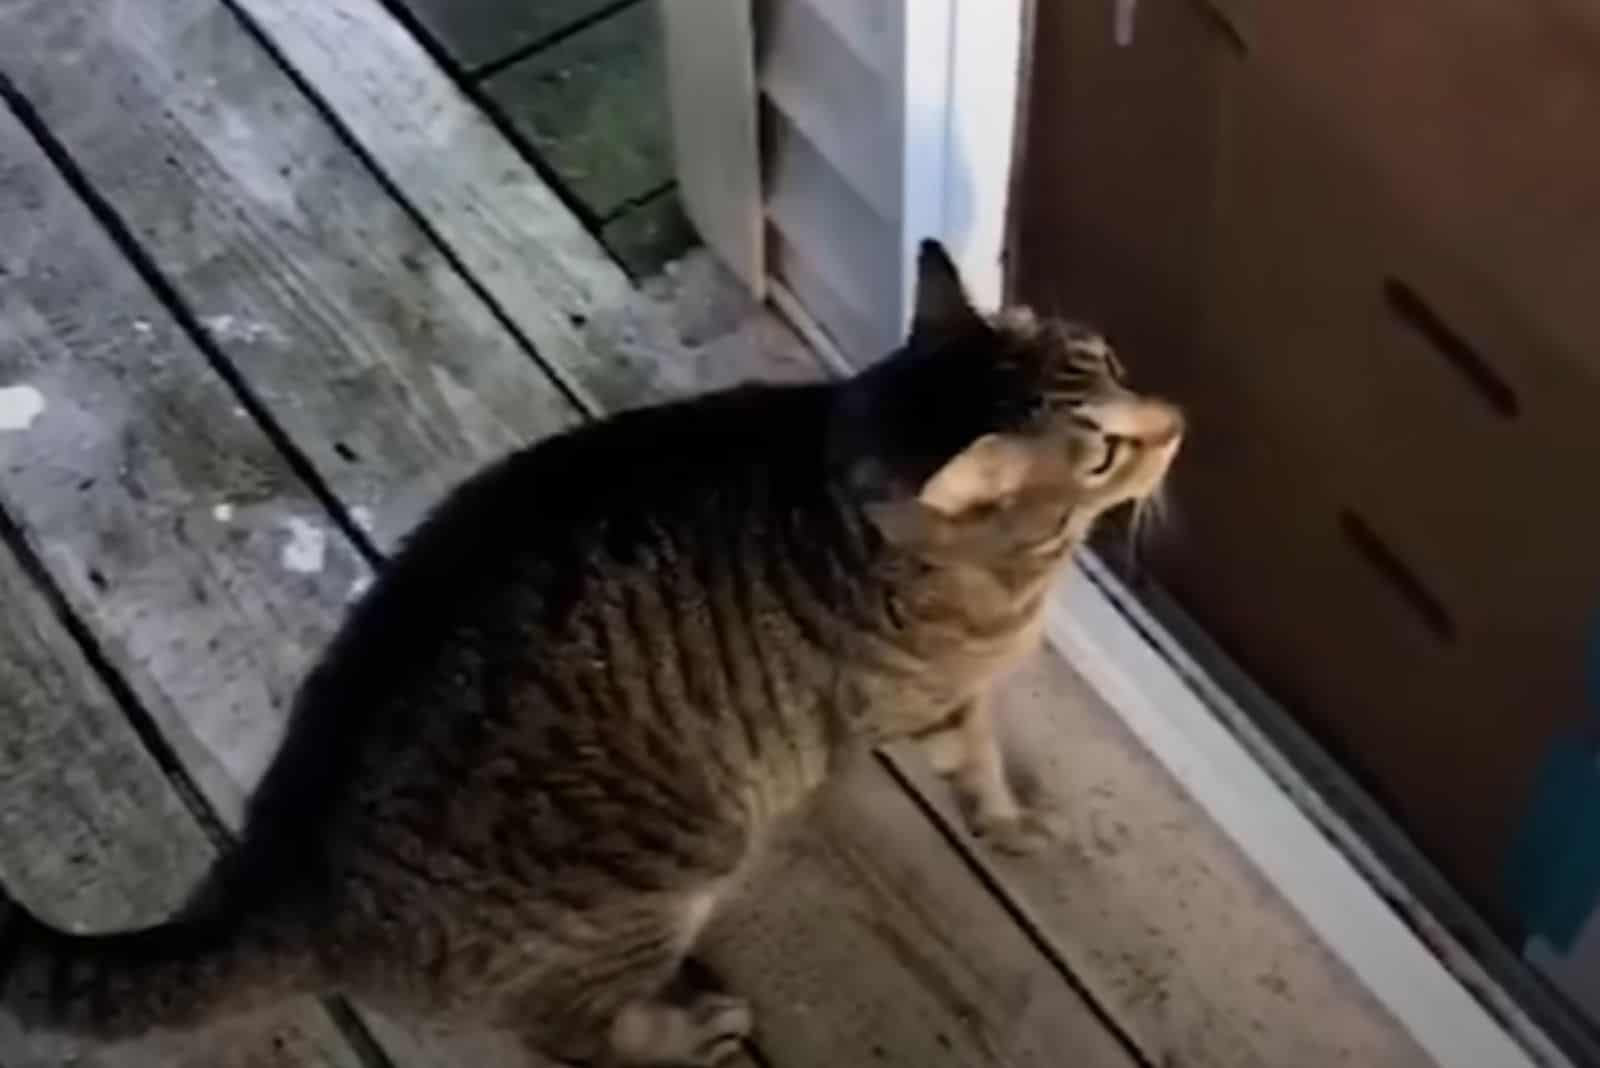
[
  {"xmin": 1090, "ymin": 396, "xmax": 1184, "ymax": 445},
  {"xmin": 1144, "ymin": 400, "xmax": 1185, "ymax": 448}
]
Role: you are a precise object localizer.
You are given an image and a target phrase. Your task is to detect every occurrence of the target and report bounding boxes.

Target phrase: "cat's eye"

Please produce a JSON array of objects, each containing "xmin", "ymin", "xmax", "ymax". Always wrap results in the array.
[{"xmin": 1089, "ymin": 435, "xmax": 1124, "ymax": 476}]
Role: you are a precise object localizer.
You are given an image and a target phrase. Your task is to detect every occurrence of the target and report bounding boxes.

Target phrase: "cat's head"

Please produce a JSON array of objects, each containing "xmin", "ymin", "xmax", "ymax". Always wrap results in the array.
[{"xmin": 844, "ymin": 240, "xmax": 1183, "ymax": 559}]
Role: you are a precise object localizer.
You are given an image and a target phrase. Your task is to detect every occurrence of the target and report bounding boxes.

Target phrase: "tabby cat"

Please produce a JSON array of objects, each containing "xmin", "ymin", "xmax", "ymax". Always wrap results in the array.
[{"xmin": 0, "ymin": 242, "xmax": 1181, "ymax": 1065}]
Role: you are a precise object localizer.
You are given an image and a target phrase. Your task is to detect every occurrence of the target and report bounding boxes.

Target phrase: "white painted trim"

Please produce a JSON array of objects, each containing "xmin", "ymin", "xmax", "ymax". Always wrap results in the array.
[
  {"xmin": 1046, "ymin": 555, "xmax": 1552, "ymax": 1068},
  {"xmin": 939, "ymin": 0, "xmax": 1024, "ymax": 312},
  {"xmin": 768, "ymin": 278, "xmax": 855, "ymax": 378},
  {"xmin": 896, "ymin": 0, "xmax": 954, "ymax": 332},
  {"xmin": 896, "ymin": 0, "xmax": 1024, "ymax": 320}
]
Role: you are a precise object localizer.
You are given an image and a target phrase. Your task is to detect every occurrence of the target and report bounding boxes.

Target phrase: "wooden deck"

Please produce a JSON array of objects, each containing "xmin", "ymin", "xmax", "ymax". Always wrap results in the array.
[
  {"xmin": 389, "ymin": 0, "xmax": 694, "ymax": 279},
  {"xmin": 0, "ymin": 1, "xmax": 1433, "ymax": 1065}
]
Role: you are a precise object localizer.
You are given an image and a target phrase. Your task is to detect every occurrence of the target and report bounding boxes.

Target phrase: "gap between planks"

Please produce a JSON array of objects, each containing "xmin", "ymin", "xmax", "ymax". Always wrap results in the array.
[{"xmin": 0, "ymin": 90, "xmax": 392, "ymax": 1068}]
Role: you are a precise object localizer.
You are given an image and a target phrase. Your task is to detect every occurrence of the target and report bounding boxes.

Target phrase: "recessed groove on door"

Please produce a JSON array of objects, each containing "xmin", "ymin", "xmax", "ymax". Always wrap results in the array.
[
  {"xmin": 1383, "ymin": 278, "xmax": 1519, "ymax": 419},
  {"xmin": 1338, "ymin": 509, "xmax": 1457, "ymax": 645},
  {"xmin": 1188, "ymin": 0, "xmax": 1248, "ymax": 54}
]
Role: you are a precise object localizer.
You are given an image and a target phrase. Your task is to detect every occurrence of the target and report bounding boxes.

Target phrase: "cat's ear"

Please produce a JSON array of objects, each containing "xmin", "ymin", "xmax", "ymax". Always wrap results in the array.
[
  {"xmin": 912, "ymin": 239, "xmax": 983, "ymax": 338},
  {"xmin": 918, "ymin": 433, "xmax": 1033, "ymax": 515}
]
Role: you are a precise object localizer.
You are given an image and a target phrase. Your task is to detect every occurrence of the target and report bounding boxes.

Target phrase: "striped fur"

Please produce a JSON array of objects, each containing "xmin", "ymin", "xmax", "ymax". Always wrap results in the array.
[{"xmin": 0, "ymin": 242, "xmax": 1181, "ymax": 1064}]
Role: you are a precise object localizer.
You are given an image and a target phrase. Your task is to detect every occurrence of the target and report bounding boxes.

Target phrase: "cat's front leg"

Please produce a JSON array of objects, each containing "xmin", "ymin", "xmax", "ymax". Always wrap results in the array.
[
  {"xmin": 602, "ymin": 990, "xmax": 752, "ymax": 1067},
  {"xmin": 916, "ymin": 695, "xmax": 1061, "ymax": 855},
  {"xmin": 528, "ymin": 988, "xmax": 751, "ymax": 1068}
]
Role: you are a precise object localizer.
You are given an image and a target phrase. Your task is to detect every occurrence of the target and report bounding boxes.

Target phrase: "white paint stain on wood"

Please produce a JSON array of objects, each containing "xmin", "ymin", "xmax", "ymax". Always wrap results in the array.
[
  {"xmin": 0, "ymin": 385, "xmax": 45, "ymax": 431},
  {"xmin": 429, "ymin": 363, "xmax": 481, "ymax": 417},
  {"xmin": 279, "ymin": 517, "xmax": 327, "ymax": 574},
  {"xmin": 203, "ymin": 313, "xmax": 286, "ymax": 346}
]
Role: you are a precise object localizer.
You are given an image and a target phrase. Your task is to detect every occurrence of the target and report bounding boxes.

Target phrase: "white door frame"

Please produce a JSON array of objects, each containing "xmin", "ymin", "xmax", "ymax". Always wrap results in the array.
[
  {"xmin": 903, "ymin": 5, "xmax": 1560, "ymax": 1065},
  {"xmin": 897, "ymin": 0, "xmax": 1025, "ymax": 323}
]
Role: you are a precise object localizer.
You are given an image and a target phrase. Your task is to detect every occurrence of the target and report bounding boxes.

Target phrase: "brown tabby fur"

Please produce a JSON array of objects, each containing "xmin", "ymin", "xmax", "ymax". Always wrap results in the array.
[{"xmin": 0, "ymin": 243, "xmax": 1182, "ymax": 1065}]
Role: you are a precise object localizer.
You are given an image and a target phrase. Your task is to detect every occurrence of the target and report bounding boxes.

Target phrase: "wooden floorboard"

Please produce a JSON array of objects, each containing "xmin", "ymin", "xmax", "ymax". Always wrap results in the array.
[
  {"xmin": 232, "ymin": 0, "xmax": 703, "ymax": 415},
  {"xmin": 0, "ymin": 94, "xmax": 370, "ymax": 832},
  {"xmin": 399, "ymin": 0, "xmax": 618, "ymax": 75},
  {"xmin": 0, "ymin": 161, "xmax": 364, "ymax": 1061},
  {"xmin": 598, "ymin": 189, "xmax": 698, "ymax": 280},
  {"xmin": 480, "ymin": 2, "xmax": 673, "ymax": 222},
  {"xmin": 0, "ymin": 3, "xmax": 590, "ymax": 1064},
  {"xmin": 0, "ymin": 0, "xmax": 582, "ymax": 557},
  {"xmin": 0, "ymin": 541, "xmax": 214, "ymax": 936},
  {"xmin": 888, "ymin": 645, "xmax": 1431, "ymax": 1067},
  {"xmin": 704, "ymin": 764, "xmax": 1137, "ymax": 1068}
]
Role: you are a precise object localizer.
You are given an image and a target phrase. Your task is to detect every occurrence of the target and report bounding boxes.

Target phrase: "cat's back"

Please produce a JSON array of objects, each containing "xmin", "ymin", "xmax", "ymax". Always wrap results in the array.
[
  {"xmin": 339, "ymin": 380, "xmax": 835, "ymax": 667},
  {"xmin": 232, "ymin": 382, "xmax": 840, "ymax": 869}
]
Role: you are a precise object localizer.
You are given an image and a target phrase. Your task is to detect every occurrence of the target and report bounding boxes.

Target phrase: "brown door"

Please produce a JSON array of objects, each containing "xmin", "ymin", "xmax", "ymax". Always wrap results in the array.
[{"xmin": 1011, "ymin": 0, "xmax": 1600, "ymax": 934}]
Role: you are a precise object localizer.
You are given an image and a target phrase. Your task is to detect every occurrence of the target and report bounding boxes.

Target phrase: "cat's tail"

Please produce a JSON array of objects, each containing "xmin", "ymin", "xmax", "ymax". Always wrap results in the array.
[{"xmin": 0, "ymin": 884, "xmax": 316, "ymax": 1039}]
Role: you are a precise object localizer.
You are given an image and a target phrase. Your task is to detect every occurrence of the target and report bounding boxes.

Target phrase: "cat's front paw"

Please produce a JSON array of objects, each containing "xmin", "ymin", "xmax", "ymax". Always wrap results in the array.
[
  {"xmin": 682, "ymin": 993, "xmax": 753, "ymax": 1066},
  {"xmin": 607, "ymin": 991, "xmax": 752, "ymax": 1067},
  {"xmin": 970, "ymin": 807, "xmax": 1065, "ymax": 856}
]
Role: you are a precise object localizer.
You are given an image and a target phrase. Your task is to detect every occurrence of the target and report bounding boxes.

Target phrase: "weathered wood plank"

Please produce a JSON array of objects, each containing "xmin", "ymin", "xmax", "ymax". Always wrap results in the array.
[
  {"xmin": 0, "ymin": 3, "xmax": 590, "ymax": 1064},
  {"xmin": 482, "ymin": 3, "xmax": 673, "ymax": 223},
  {"xmin": 232, "ymin": 0, "xmax": 710, "ymax": 414},
  {"xmin": 0, "ymin": 0, "xmax": 581, "ymax": 557},
  {"xmin": 0, "ymin": 470, "xmax": 364, "ymax": 1067},
  {"xmin": 632, "ymin": 251, "xmax": 821, "ymax": 389},
  {"xmin": 0, "ymin": 99, "xmax": 368, "ymax": 830},
  {"xmin": 0, "ymin": 546, "xmax": 212, "ymax": 933},
  {"xmin": 0, "ymin": 8, "xmax": 775, "ymax": 1059},
  {"xmin": 600, "ymin": 189, "xmax": 697, "ymax": 279},
  {"xmin": 401, "ymin": 0, "xmax": 614, "ymax": 72},
  {"xmin": 659, "ymin": 0, "xmax": 765, "ymax": 293},
  {"xmin": 888, "ymin": 643, "xmax": 1432, "ymax": 1067},
  {"xmin": 705, "ymin": 762, "xmax": 1138, "ymax": 1068}
]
